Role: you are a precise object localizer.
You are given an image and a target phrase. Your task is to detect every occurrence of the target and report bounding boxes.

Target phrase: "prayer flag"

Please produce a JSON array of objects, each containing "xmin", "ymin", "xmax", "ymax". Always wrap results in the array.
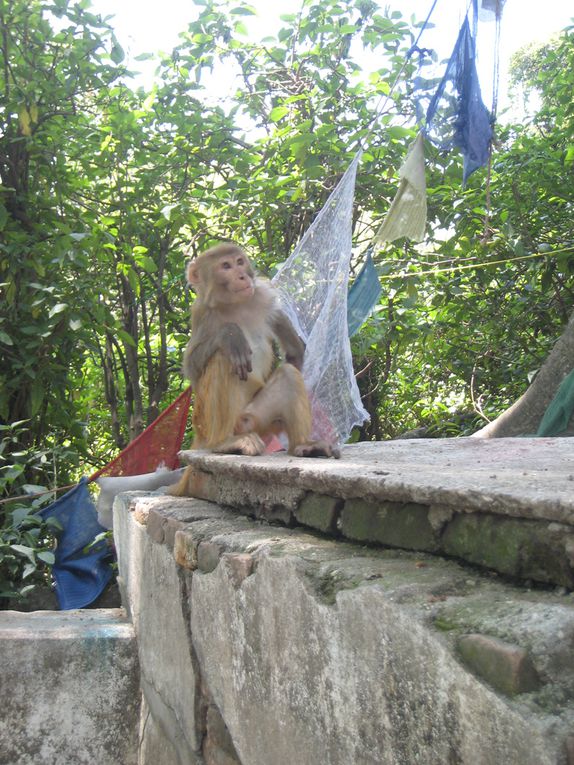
[
  {"xmin": 375, "ymin": 132, "xmax": 427, "ymax": 244},
  {"xmin": 424, "ymin": 17, "xmax": 493, "ymax": 183}
]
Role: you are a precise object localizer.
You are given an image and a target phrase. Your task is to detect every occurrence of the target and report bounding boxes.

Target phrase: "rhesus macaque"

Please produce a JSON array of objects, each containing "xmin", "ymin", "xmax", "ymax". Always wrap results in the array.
[{"xmin": 171, "ymin": 243, "xmax": 338, "ymax": 495}]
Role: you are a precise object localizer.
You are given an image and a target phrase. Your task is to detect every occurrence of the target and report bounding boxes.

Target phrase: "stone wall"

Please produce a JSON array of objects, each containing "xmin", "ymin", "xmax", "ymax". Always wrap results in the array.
[
  {"xmin": 114, "ymin": 489, "xmax": 574, "ymax": 765},
  {"xmin": 174, "ymin": 439, "xmax": 574, "ymax": 590},
  {"xmin": 0, "ymin": 609, "xmax": 140, "ymax": 765}
]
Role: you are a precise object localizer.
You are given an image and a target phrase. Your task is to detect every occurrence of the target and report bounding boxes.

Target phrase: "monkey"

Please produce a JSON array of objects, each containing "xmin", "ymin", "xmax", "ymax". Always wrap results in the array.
[{"xmin": 170, "ymin": 243, "xmax": 338, "ymax": 496}]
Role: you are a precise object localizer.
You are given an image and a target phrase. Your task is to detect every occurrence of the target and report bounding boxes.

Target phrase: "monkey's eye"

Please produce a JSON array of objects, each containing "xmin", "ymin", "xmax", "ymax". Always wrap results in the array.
[
  {"xmin": 220, "ymin": 261, "xmax": 232, "ymax": 270},
  {"xmin": 236, "ymin": 258, "xmax": 244, "ymax": 266}
]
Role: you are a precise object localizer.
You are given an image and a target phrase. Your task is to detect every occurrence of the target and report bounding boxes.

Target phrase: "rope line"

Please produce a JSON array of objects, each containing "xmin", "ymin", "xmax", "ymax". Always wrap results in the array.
[
  {"xmin": 0, "ymin": 483, "xmax": 79, "ymax": 506},
  {"xmin": 377, "ymin": 247, "xmax": 573, "ymax": 280},
  {"xmin": 374, "ymin": 244, "xmax": 574, "ymax": 270}
]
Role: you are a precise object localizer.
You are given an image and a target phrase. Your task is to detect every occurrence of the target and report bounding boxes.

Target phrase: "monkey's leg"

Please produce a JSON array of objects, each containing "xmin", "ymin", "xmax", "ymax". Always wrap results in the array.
[
  {"xmin": 234, "ymin": 364, "xmax": 340, "ymax": 458},
  {"xmin": 193, "ymin": 353, "xmax": 266, "ymax": 455}
]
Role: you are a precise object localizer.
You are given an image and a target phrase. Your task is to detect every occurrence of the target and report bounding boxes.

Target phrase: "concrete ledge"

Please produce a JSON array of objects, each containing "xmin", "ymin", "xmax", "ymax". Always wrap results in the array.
[
  {"xmin": 0, "ymin": 608, "xmax": 140, "ymax": 765},
  {"xmin": 177, "ymin": 438, "xmax": 574, "ymax": 587},
  {"xmin": 114, "ymin": 491, "xmax": 574, "ymax": 765}
]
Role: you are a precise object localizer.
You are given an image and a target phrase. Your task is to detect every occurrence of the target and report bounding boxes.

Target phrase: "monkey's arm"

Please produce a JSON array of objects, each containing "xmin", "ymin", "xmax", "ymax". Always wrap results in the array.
[
  {"xmin": 271, "ymin": 311, "xmax": 306, "ymax": 370},
  {"xmin": 183, "ymin": 322, "xmax": 253, "ymax": 385}
]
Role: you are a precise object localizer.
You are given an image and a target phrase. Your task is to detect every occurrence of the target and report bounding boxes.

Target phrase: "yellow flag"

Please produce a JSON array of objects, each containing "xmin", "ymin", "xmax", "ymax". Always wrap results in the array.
[{"xmin": 375, "ymin": 131, "xmax": 426, "ymax": 244}]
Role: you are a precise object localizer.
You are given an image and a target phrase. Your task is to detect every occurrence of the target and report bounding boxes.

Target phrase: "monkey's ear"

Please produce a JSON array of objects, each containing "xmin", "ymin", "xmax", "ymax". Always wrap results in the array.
[{"xmin": 186, "ymin": 259, "xmax": 201, "ymax": 286}]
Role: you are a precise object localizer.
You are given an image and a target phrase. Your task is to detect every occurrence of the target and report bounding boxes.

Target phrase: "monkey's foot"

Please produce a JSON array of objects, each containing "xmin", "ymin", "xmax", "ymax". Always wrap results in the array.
[
  {"xmin": 292, "ymin": 440, "xmax": 341, "ymax": 459},
  {"xmin": 213, "ymin": 433, "xmax": 265, "ymax": 456}
]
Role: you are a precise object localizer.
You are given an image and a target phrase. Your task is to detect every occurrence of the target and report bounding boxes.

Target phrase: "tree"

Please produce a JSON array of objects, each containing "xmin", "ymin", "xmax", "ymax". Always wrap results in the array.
[
  {"xmin": 0, "ymin": 0, "xmax": 128, "ymax": 486},
  {"xmin": 471, "ymin": 25, "xmax": 574, "ymax": 437}
]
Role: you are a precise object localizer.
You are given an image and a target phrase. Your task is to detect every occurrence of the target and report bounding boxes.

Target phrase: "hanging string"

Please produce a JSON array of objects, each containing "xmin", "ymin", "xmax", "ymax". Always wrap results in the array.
[
  {"xmin": 482, "ymin": 0, "xmax": 503, "ymax": 241},
  {"xmin": 490, "ymin": 0, "xmax": 503, "ymax": 121},
  {"xmin": 0, "ymin": 483, "xmax": 79, "ymax": 506},
  {"xmin": 358, "ymin": 0, "xmax": 440, "ymax": 151}
]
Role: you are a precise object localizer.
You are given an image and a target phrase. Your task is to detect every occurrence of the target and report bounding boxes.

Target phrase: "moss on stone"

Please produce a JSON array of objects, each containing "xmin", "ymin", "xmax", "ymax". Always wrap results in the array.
[
  {"xmin": 340, "ymin": 498, "xmax": 440, "ymax": 552},
  {"xmin": 294, "ymin": 493, "xmax": 341, "ymax": 534},
  {"xmin": 441, "ymin": 514, "xmax": 574, "ymax": 588}
]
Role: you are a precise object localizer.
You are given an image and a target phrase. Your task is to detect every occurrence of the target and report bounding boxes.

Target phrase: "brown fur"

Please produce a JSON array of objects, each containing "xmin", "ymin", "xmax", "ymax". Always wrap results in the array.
[{"xmin": 192, "ymin": 354, "xmax": 265, "ymax": 449}]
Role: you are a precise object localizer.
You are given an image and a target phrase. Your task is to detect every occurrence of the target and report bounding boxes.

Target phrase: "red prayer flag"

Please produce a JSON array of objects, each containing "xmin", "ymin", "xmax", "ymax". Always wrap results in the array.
[{"xmin": 90, "ymin": 387, "xmax": 192, "ymax": 480}]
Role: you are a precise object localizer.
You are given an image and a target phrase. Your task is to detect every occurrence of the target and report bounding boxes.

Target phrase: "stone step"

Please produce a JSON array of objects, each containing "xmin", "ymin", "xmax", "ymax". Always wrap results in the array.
[
  {"xmin": 176, "ymin": 437, "xmax": 574, "ymax": 588},
  {"xmin": 0, "ymin": 608, "xmax": 140, "ymax": 765}
]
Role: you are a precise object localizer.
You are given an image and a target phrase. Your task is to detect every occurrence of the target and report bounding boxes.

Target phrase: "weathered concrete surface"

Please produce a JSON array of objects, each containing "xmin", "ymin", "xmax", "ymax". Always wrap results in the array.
[
  {"xmin": 0, "ymin": 608, "xmax": 140, "ymax": 765},
  {"xmin": 114, "ymin": 491, "xmax": 574, "ymax": 765},
  {"xmin": 113, "ymin": 496, "xmax": 210, "ymax": 765},
  {"xmin": 178, "ymin": 438, "xmax": 574, "ymax": 522},
  {"xmin": 177, "ymin": 438, "xmax": 574, "ymax": 587}
]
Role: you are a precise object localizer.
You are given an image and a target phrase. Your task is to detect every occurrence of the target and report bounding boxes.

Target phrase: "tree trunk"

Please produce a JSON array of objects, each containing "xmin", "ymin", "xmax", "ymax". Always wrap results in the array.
[{"xmin": 472, "ymin": 313, "xmax": 574, "ymax": 438}]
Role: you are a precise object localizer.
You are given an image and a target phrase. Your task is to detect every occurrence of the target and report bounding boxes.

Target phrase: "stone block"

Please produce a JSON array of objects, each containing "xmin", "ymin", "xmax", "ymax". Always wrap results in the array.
[
  {"xmin": 164, "ymin": 517, "xmax": 186, "ymax": 548},
  {"xmin": 113, "ymin": 486, "xmax": 574, "ymax": 765},
  {"xmin": 0, "ymin": 609, "xmax": 140, "ymax": 765},
  {"xmin": 113, "ymin": 496, "xmax": 204, "ymax": 761},
  {"xmin": 146, "ymin": 508, "xmax": 167, "ymax": 543},
  {"xmin": 133, "ymin": 500, "xmax": 151, "ymax": 524},
  {"xmin": 340, "ymin": 498, "xmax": 439, "ymax": 551},
  {"xmin": 203, "ymin": 740, "xmax": 242, "ymax": 765},
  {"xmin": 294, "ymin": 493, "xmax": 341, "ymax": 533},
  {"xmin": 457, "ymin": 633, "xmax": 541, "ymax": 696},
  {"xmin": 174, "ymin": 528, "xmax": 199, "ymax": 570},
  {"xmin": 176, "ymin": 466, "xmax": 219, "ymax": 501},
  {"xmin": 191, "ymin": 554, "xmax": 567, "ymax": 765},
  {"xmin": 198, "ymin": 541, "xmax": 223, "ymax": 573},
  {"xmin": 222, "ymin": 553, "xmax": 254, "ymax": 587},
  {"xmin": 442, "ymin": 514, "xmax": 574, "ymax": 588}
]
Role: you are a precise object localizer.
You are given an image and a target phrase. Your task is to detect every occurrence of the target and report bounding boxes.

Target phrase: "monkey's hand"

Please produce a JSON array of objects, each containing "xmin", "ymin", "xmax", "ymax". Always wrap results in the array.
[{"xmin": 219, "ymin": 323, "xmax": 253, "ymax": 381}]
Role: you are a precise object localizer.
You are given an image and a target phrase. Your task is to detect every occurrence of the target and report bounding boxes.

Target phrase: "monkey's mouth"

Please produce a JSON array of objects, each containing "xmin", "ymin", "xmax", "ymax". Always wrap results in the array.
[{"xmin": 234, "ymin": 284, "xmax": 254, "ymax": 294}]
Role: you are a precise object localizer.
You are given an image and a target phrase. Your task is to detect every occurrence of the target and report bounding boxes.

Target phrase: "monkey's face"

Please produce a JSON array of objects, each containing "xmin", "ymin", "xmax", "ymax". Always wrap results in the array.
[{"xmin": 213, "ymin": 252, "xmax": 255, "ymax": 304}]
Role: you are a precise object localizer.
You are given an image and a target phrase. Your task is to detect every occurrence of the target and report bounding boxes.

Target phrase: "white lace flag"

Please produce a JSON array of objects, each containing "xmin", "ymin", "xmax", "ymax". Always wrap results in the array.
[{"xmin": 273, "ymin": 152, "xmax": 369, "ymax": 445}]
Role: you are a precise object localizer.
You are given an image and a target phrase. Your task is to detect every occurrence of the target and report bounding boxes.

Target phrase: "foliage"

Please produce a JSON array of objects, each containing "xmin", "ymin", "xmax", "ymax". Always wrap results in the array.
[
  {"xmin": 355, "ymin": 24, "xmax": 574, "ymax": 438},
  {"xmin": 0, "ymin": 422, "xmax": 61, "ymax": 602}
]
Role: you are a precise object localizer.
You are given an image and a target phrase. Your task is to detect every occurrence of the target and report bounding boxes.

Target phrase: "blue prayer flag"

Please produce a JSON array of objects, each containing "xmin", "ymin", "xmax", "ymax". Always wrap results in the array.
[
  {"xmin": 347, "ymin": 252, "xmax": 381, "ymax": 336},
  {"xmin": 40, "ymin": 478, "xmax": 112, "ymax": 610},
  {"xmin": 424, "ymin": 17, "xmax": 493, "ymax": 183}
]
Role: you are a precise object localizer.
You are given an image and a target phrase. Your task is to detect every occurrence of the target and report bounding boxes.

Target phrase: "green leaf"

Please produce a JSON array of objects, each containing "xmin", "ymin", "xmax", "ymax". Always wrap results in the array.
[
  {"xmin": 37, "ymin": 551, "xmax": 56, "ymax": 565},
  {"xmin": 22, "ymin": 562, "xmax": 37, "ymax": 579},
  {"xmin": 110, "ymin": 42, "xmax": 125, "ymax": 64},
  {"xmin": 11, "ymin": 507, "xmax": 32, "ymax": 526},
  {"xmin": 30, "ymin": 379, "xmax": 45, "ymax": 417},
  {"xmin": 230, "ymin": 5, "xmax": 256, "ymax": 15},
  {"xmin": 21, "ymin": 484, "xmax": 47, "ymax": 496},
  {"xmin": 48, "ymin": 303, "xmax": 68, "ymax": 318},
  {"xmin": 0, "ymin": 330, "xmax": 13, "ymax": 346},
  {"xmin": 0, "ymin": 203, "xmax": 8, "ymax": 230},
  {"xmin": 269, "ymin": 106, "xmax": 289, "ymax": 122},
  {"xmin": 138, "ymin": 256, "xmax": 157, "ymax": 274},
  {"xmin": 10, "ymin": 544, "xmax": 36, "ymax": 564},
  {"xmin": 161, "ymin": 204, "xmax": 178, "ymax": 221},
  {"xmin": 117, "ymin": 329, "xmax": 136, "ymax": 348}
]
